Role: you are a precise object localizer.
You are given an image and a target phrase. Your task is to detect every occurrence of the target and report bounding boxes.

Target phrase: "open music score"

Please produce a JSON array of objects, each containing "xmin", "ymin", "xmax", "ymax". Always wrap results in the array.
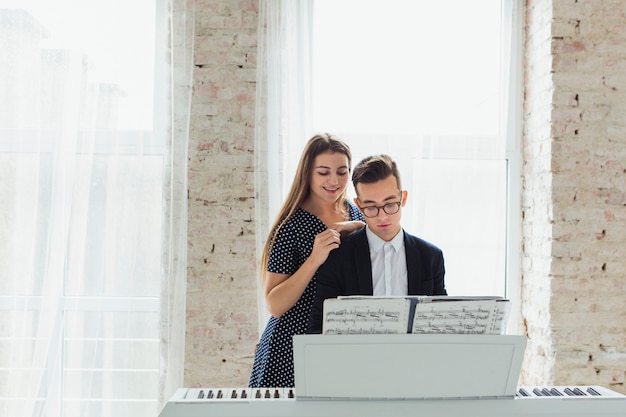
[
  {"xmin": 322, "ymin": 296, "xmax": 511, "ymax": 335},
  {"xmin": 324, "ymin": 297, "xmax": 411, "ymax": 334},
  {"xmin": 411, "ymin": 298, "xmax": 509, "ymax": 334},
  {"xmin": 325, "ymin": 307, "xmax": 403, "ymax": 323}
]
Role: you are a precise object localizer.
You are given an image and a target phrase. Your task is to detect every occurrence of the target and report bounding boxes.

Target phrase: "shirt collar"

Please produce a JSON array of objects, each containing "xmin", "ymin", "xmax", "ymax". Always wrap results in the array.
[{"xmin": 365, "ymin": 226, "xmax": 404, "ymax": 252}]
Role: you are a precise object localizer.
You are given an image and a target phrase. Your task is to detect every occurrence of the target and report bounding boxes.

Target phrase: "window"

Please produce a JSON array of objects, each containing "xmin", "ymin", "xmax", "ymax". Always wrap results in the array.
[
  {"xmin": 0, "ymin": 1, "xmax": 174, "ymax": 415},
  {"xmin": 310, "ymin": 0, "xmax": 521, "ymax": 302}
]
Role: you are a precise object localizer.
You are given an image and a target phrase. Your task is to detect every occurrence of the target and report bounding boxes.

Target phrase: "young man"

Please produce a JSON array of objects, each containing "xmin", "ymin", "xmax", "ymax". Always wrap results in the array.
[{"xmin": 307, "ymin": 154, "xmax": 447, "ymax": 334}]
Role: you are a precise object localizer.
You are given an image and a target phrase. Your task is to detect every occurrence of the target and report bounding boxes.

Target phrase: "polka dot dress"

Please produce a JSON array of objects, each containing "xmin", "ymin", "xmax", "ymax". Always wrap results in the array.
[{"xmin": 249, "ymin": 202, "xmax": 364, "ymax": 388}]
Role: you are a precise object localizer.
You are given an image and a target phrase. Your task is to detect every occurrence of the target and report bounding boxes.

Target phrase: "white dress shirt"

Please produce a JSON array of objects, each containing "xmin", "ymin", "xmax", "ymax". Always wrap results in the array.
[{"xmin": 366, "ymin": 226, "xmax": 408, "ymax": 296}]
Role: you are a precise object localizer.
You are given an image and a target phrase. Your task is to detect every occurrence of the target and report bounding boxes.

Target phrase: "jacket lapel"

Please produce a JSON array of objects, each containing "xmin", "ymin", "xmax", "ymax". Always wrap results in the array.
[
  {"xmin": 353, "ymin": 229, "xmax": 374, "ymax": 294},
  {"xmin": 404, "ymin": 233, "xmax": 419, "ymax": 294}
]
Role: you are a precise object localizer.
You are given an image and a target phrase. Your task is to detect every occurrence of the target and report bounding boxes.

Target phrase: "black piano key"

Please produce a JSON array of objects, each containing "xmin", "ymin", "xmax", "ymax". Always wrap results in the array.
[
  {"xmin": 274, "ymin": 389, "xmax": 280, "ymax": 398},
  {"xmin": 541, "ymin": 388, "xmax": 552, "ymax": 396},
  {"xmin": 231, "ymin": 390, "xmax": 237, "ymax": 398},
  {"xmin": 573, "ymin": 387, "xmax": 586, "ymax": 396},
  {"xmin": 264, "ymin": 389, "xmax": 271, "ymax": 398},
  {"xmin": 255, "ymin": 389, "xmax": 261, "ymax": 399},
  {"xmin": 288, "ymin": 389, "xmax": 295, "ymax": 398},
  {"xmin": 197, "ymin": 390, "xmax": 205, "ymax": 399},
  {"xmin": 517, "ymin": 388, "xmax": 530, "ymax": 397},
  {"xmin": 549, "ymin": 388, "xmax": 563, "ymax": 396},
  {"xmin": 217, "ymin": 390, "xmax": 223, "ymax": 399},
  {"xmin": 241, "ymin": 390, "xmax": 248, "ymax": 398},
  {"xmin": 532, "ymin": 388, "xmax": 544, "ymax": 396},
  {"xmin": 587, "ymin": 387, "xmax": 601, "ymax": 396},
  {"xmin": 208, "ymin": 390, "xmax": 214, "ymax": 399},
  {"xmin": 564, "ymin": 387, "xmax": 576, "ymax": 396}
]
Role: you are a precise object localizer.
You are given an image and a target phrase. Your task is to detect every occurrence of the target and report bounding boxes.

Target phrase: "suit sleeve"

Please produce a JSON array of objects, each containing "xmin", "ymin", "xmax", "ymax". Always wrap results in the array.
[
  {"xmin": 433, "ymin": 247, "xmax": 447, "ymax": 295},
  {"xmin": 307, "ymin": 249, "xmax": 343, "ymax": 334}
]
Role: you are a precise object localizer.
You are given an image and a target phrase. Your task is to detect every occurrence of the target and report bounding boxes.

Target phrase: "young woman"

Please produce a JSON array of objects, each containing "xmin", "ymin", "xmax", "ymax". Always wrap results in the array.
[{"xmin": 249, "ymin": 133, "xmax": 365, "ymax": 388}]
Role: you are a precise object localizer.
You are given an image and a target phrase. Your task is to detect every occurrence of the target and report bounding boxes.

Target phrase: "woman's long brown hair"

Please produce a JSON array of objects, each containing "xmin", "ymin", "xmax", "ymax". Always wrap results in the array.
[{"xmin": 260, "ymin": 133, "xmax": 353, "ymax": 282}]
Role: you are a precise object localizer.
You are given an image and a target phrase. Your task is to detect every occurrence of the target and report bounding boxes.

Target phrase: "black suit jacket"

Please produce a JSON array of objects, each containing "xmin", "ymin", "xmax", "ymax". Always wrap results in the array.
[{"xmin": 307, "ymin": 227, "xmax": 447, "ymax": 333}]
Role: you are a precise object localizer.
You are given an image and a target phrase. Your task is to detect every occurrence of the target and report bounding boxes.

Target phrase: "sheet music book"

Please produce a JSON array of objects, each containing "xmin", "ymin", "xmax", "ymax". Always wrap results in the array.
[{"xmin": 322, "ymin": 296, "xmax": 511, "ymax": 335}]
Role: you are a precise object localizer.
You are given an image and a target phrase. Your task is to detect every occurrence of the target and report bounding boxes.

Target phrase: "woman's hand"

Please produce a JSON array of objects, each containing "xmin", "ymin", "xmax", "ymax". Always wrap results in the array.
[
  {"xmin": 263, "ymin": 228, "xmax": 341, "ymax": 318},
  {"xmin": 332, "ymin": 220, "xmax": 366, "ymax": 238},
  {"xmin": 307, "ymin": 228, "xmax": 342, "ymax": 267}
]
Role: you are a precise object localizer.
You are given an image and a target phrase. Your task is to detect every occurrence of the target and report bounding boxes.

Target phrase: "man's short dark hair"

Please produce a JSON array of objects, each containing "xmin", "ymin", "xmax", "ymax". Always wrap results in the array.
[{"xmin": 352, "ymin": 154, "xmax": 402, "ymax": 191}]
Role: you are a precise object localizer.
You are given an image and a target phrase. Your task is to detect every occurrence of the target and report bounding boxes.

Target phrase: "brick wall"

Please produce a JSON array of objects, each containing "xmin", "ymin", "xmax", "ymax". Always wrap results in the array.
[
  {"xmin": 185, "ymin": 0, "xmax": 260, "ymax": 387},
  {"xmin": 523, "ymin": 0, "xmax": 626, "ymax": 392},
  {"xmin": 186, "ymin": 0, "xmax": 626, "ymax": 393}
]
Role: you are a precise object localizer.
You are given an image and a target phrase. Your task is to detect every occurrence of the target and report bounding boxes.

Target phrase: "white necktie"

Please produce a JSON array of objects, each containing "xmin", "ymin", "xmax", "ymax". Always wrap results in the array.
[{"xmin": 383, "ymin": 242, "xmax": 393, "ymax": 296}]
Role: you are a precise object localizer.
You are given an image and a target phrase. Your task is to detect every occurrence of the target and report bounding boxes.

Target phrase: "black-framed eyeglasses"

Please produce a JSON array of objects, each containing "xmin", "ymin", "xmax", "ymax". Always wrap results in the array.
[{"xmin": 358, "ymin": 194, "xmax": 403, "ymax": 218}]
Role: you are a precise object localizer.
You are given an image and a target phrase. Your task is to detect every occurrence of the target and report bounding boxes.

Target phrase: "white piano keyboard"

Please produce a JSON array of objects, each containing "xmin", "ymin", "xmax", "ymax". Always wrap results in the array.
[
  {"xmin": 159, "ymin": 386, "xmax": 626, "ymax": 417},
  {"xmin": 184, "ymin": 387, "xmax": 295, "ymax": 400},
  {"xmin": 516, "ymin": 385, "xmax": 623, "ymax": 398}
]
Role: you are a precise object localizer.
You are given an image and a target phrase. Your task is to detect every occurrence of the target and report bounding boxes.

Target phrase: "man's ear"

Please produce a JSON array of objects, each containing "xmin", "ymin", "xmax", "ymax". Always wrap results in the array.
[
  {"xmin": 353, "ymin": 197, "xmax": 360, "ymax": 206},
  {"xmin": 401, "ymin": 190, "xmax": 408, "ymax": 207}
]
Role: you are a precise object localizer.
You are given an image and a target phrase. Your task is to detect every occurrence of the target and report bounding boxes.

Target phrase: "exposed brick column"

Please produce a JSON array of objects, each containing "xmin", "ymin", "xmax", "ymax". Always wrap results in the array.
[
  {"xmin": 523, "ymin": 0, "xmax": 626, "ymax": 392},
  {"xmin": 185, "ymin": 0, "xmax": 260, "ymax": 387}
]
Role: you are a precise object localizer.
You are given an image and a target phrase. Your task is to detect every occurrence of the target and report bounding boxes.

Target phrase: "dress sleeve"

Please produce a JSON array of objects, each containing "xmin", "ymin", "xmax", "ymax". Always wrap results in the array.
[{"xmin": 266, "ymin": 222, "xmax": 298, "ymax": 275}]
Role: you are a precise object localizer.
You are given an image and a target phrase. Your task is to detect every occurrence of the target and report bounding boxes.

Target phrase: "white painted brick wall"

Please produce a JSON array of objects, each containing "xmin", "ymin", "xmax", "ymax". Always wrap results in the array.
[
  {"xmin": 185, "ymin": 0, "xmax": 259, "ymax": 387},
  {"xmin": 523, "ymin": 0, "xmax": 626, "ymax": 392}
]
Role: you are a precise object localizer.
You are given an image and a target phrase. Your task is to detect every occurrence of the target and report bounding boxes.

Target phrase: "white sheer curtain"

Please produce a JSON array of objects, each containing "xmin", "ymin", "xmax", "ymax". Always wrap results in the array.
[
  {"xmin": 254, "ymin": 0, "xmax": 314, "ymax": 328},
  {"xmin": 158, "ymin": 0, "xmax": 193, "ymax": 409},
  {"xmin": 0, "ymin": 0, "xmax": 191, "ymax": 416}
]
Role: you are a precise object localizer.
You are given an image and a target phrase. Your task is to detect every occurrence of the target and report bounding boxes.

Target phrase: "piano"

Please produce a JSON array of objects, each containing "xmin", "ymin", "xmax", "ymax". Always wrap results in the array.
[
  {"xmin": 160, "ymin": 335, "xmax": 626, "ymax": 417},
  {"xmin": 159, "ymin": 385, "xmax": 626, "ymax": 417}
]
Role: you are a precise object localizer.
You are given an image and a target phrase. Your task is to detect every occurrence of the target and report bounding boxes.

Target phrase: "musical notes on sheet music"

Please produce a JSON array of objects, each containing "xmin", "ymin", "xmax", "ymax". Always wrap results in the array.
[
  {"xmin": 322, "ymin": 296, "xmax": 511, "ymax": 335},
  {"xmin": 323, "ymin": 298, "xmax": 411, "ymax": 334},
  {"xmin": 325, "ymin": 308, "xmax": 407, "ymax": 334},
  {"xmin": 326, "ymin": 308, "xmax": 402, "ymax": 323},
  {"xmin": 411, "ymin": 300, "xmax": 496, "ymax": 334}
]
